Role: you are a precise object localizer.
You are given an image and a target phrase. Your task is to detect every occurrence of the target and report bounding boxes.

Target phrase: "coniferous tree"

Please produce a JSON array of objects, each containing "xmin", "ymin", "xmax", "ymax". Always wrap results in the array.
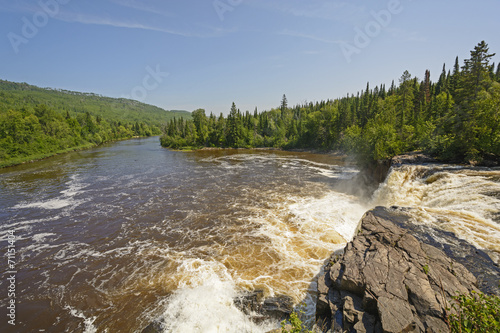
[
  {"xmin": 453, "ymin": 41, "xmax": 497, "ymax": 161},
  {"xmin": 225, "ymin": 102, "xmax": 241, "ymax": 147},
  {"xmin": 280, "ymin": 94, "xmax": 288, "ymax": 120},
  {"xmin": 436, "ymin": 64, "xmax": 447, "ymax": 94},
  {"xmin": 397, "ymin": 70, "xmax": 413, "ymax": 128}
]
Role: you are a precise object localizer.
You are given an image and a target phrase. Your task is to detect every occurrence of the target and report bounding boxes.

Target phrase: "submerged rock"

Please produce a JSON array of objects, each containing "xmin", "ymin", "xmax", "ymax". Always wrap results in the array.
[
  {"xmin": 141, "ymin": 292, "xmax": 294, "ymax": 333},
  {"xmin": 234, "ymin": 291, "xmax": 294, "ymax": 323},
  {"xmin": 316, "ymin": 207, "xmax": 488, "ymax": 333},
  {"xmin": 141, "ymin": 320, "xmax": 164, "ymax": 333}
]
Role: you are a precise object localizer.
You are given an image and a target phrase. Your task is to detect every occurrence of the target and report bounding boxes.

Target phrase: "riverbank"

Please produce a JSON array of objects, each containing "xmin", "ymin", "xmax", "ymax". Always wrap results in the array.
[
  {"xmin": 0, "ymin": 136, "xmax": 157, "ymax": 168},
  {"xmin": 0, "ymin": 142, "xmax": 95, "ymax": 168},
  {"xmin": 168, "ymin": 146, "xmax": 347, "ymax": 157}
]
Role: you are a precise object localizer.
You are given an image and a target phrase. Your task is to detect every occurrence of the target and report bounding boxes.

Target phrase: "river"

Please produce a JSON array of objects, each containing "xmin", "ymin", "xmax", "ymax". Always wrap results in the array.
[{"xmin": 0, "ymin": 137, "xmax": 499, "ymax": 332}]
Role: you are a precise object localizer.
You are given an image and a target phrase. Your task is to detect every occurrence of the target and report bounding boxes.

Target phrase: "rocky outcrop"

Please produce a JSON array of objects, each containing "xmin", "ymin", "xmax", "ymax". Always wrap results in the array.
[
  {"xmin": 387, "ymin": 207, "xmax": 500, "ymax": 296},
  {"xmin": 234, "ymin": 290, "xmax": 294, "ymax": 323},
  {"xmin": 390, "ymin": 152, "xmax": 437, "ymax": 167},
  {"xmin": 141, "ymin": 292, "xmax": 294, "ymax": 333},
  {"xmin": 316, "ymin": 207, "xmax": 481, "ymax": 333}
]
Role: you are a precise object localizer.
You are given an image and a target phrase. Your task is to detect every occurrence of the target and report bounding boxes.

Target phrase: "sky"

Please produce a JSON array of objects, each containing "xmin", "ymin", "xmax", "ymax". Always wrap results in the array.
[{"xmin": 1, "ymin": 0, "xmax": 499, "ymax": 115}]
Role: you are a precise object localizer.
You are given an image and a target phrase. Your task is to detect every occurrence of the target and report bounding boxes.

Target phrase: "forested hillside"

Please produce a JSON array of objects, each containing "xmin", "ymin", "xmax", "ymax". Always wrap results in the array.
[
  {"xmin": 0, "ymin": 80, "xmax": 190, "ymax": 167},
  {"xmin": 161, "ymin": 41, "xmax": 500, "ymax": 165}
]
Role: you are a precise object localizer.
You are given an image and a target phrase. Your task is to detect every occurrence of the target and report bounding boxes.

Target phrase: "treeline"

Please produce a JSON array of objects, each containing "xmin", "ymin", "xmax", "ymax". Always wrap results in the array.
[
  {"xmin": 0, "ymin": 80, "xmax": 191, "ymax": 126},
  {"xmin": 0, "ymin": 79, "xmax": 190, "ymax": 167},
  {"xmin": 161, "ymin": 41, "xmax": 500, "ymax": 164},
  {"xmin": 0, "ymin": 104, "xmax": 159, "ymax": 166}
]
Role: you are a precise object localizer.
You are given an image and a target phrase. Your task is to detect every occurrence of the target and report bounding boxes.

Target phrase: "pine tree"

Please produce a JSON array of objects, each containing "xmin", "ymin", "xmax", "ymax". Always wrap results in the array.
[
  {"xmin": 226, "ymin": 102, "xmax": 241, "ymax": 147},
  {"xmin": 453, "ymin": 56, "xmax": 460, "ymax": 76},
  {"xmin": 462, "ymin": 40, "xmax": 496, "ymax": 99},
  {"xmin": 423, "ymin": 70, "xmax": 431, "ymax": 104},
  {"xmin": 454, "ymin": 41, "xmax": 496, "ymax": 161},
  {"xmin": 436, "ymin": 64, "xmax": 447, "ymax": 94},
  {"xmin": 398, "ymin": 70, "xmax": 413, "ymax": 128},
  {"xmin": 192, "ymin": 109, "xmax": 208, "ymax": 146},
  {"xmin": 280, "ymin": 94, "xmax": 288, "ymax": 120},
  {"xmin": 449, "ymin": 56, "xmax": 460, "ymax": 91}
]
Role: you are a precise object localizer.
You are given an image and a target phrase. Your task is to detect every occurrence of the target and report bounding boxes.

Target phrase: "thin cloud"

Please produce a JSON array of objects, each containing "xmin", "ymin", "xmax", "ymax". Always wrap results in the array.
[
  {"xmin": 107, "ymin": 0, "xmax": 174, "ymax": 18},
  {"xmin": 55, "ymin": 11, "xmax": 219, "ymax": 38},
  {"xmin": 278, "ymin": 30, "xmax": 344, "ymax": 45},
  {"xmin": 248, "ymin": 0, "xmax": 365, "ymax": 22},
  {"xmin": 386, "ymin": 28, "xmax": 427, "ymax": 43}
]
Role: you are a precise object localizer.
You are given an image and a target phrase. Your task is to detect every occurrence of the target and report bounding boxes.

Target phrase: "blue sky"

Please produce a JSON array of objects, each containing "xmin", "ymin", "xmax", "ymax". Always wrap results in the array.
[{"xmin": 1, "ymin": 0, "xmax": 499, "ymax": 115}]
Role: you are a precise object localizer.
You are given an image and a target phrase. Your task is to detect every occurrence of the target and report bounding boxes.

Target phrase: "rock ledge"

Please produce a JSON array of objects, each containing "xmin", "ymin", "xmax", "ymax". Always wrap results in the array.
[{"xmin": 316, "ymin": 207, "xmax": 480, "ymax": 333}]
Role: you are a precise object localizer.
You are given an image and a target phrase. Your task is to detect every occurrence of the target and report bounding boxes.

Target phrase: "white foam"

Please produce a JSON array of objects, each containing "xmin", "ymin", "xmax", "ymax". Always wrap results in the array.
[
  {"xmin": 159, "ymin": 259, "xmax": 276, "ymax": 333},
  {"xmin": 66, "ymin": 307, "xmax": 98, "ymax": 333},
  {"xmin": 14, "ymin": 174, "xmax": 87, "ymax": 210},
  {"xmin": 32, "ymin": 233, "xmax": 57, "ymax": 243},
  {"xmin": 372, "ymin": 166, "xmax": 500, "ymax": 253},
  {"xmin": 287, "ymin": 191, "xmax": 366, "ymax": 243}
]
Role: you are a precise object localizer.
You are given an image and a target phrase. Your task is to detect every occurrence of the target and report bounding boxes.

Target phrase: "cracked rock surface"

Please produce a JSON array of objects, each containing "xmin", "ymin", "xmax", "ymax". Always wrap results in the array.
[{"xmin": 316, "ymin": 207, "xmax": 482, "ymax": 333}]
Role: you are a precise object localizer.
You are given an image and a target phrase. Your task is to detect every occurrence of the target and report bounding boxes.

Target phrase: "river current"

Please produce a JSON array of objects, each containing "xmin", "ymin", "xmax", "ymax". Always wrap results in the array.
[{"xmin": 1, "ymin": 137, "xmax": 499, "ymax": 332}]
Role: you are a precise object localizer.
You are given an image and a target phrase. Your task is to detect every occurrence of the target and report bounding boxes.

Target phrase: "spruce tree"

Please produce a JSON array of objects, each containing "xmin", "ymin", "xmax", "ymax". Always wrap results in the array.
[
  {"xmin": 462, "ymin": 40, "xmax": 496, "ymax": 99},
  {"xmin": 436, "ymin": 64, "xmax": 447, "ymax": 94},
  {"xmin": 280, "ymin": 94, "xmax": 288, "ymax": 120},
  {"xmin": 455, "ymin": 41, "xmax": 496, "ymax": 161}
]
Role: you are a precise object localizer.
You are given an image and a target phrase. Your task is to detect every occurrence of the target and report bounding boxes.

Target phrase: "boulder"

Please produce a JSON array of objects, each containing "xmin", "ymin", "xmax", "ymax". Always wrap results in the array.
[
  {"xmin": 316, "ymin": 207, "xmax": 486, "ymax": 333},
  {"xmin": 234, "ymin": 291, "xmax": 294, "ymax": 323}
]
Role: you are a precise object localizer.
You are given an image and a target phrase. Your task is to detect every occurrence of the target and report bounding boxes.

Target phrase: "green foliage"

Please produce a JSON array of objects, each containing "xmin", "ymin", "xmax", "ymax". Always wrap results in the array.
[
  {"xmin": 46, "ymin": 41, "xmax": 500, "ymax": 165},
  {"xmin": 280, "ymin": 307, "xmax": 313, "ymax": 333},
  {"xmin": 0, "ymin": 80, "xmax": 190, "ymax": 126},
  {"xmin": 0, "ymin": 80, "xmax": 186, "ymax": 166},
  {"xmin": 448, "ymin": 291, "xmax": 500, "ymax": 333}
]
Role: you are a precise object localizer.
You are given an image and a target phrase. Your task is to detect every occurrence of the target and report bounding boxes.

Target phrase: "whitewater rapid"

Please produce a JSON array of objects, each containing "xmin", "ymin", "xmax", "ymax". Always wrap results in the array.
[
  {"xmin": 2, "ymin": 138, "xmax": 499, "ymax": 332},
  {"xmin": 372, "ymin": 164, "xmax": 500, "ymax": 263}
]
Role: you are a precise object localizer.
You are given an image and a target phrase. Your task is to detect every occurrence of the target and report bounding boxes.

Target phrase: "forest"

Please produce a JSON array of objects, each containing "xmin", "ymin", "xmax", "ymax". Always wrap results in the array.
[
  {"xmin": 161, "ymin": 41, "xmax": 500, "ymax": 165},
  {"xmin": 0, "ymin": 80, "xmax": 189, "ymax": 167}
]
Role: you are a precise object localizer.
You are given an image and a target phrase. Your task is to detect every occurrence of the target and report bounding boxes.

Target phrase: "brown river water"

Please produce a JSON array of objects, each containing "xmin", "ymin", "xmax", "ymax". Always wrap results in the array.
[{"xmin": 1, "ymin": 137, "xmax": 499, "ymax": 332}]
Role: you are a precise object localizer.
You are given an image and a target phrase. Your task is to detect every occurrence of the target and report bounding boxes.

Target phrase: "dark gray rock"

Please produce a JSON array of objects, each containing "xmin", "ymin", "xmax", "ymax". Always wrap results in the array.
[
  {"xmin": 141, "ymin": 320, "xmax": 164, "ymax": 333},
  {"xmin": 390, "ymin": 152, "xmax": 437, "ymax": 167},
  {"xmin": 387, "ymin": 206, "xmax": 500, "ymax": 296},
  {"xmin": 316, "ymin": 207, "xmax": 486, "ymax": 333},
  {"xmin": 234, "ymin": 291, "xmax": 294, "ymax": 323}
]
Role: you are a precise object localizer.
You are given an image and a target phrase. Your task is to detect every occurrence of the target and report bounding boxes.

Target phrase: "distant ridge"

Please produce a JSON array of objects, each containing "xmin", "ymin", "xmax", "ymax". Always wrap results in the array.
[
  {"xmin": 0, "ymin": 79, "xmax": 191, "ymax": 125},
  {"xmin": 0, "ymin": 79, "xmax": 191, "ymax": 167}
]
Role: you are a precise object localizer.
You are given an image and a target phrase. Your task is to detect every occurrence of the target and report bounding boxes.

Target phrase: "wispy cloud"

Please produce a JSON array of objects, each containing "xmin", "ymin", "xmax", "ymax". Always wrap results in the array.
[
  {"xmin": 278, "ymin": 30, "xmax": 344, "ymax": 45},
  {"xmin": 248, "ymin": 0, "xmax": 365, "ymax": 22},
  {"xmin": 303, "ymin": 50, "xmax": 321, "ymax": 55},
  {"xmin": 54, "ymin": 10, "xmax": 226, "ymax": 38},
  {"xmin": 0, "ymin": 0, "xmax": 40, "ymax": 14},
  {"xmin": 107, "ymin": 0, "xmax": 174, "ymax": 18},
  {"xmin": 386, "ymin": 28, "xmax": 427, "ymax": 43},
  {"xmin": 56, "ymin": 12, "xmax": 194, "ymax": 36}
]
